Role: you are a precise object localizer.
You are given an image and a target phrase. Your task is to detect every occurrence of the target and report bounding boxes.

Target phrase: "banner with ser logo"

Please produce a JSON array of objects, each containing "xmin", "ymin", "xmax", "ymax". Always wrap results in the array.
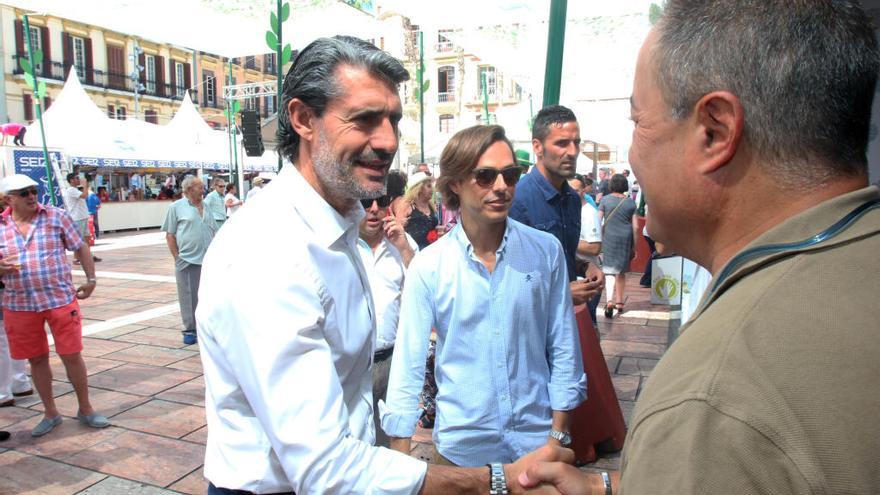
[{"xmin": 12, "ymin": 148, "xmax": 63, "ymax": 206}]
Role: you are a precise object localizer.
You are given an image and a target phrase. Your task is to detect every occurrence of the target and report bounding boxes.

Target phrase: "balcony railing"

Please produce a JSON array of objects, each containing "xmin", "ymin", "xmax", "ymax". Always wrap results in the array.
[
  {"xmin": 436, "ymin": 41, "xmax": 453, "ymax": 52},
  {"xmin": 438, "ymin": 92, "xmax": 455, "ymax": 103},
  {"xmin": 11, "ymin": 54, "xmax": 194, "ymax": 101}
]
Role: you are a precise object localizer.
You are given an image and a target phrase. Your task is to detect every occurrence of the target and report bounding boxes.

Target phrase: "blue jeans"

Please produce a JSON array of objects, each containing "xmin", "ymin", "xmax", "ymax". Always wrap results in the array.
[{"xmin": 208, "ymin": 483, "xmax": 294, "ymax": 495}]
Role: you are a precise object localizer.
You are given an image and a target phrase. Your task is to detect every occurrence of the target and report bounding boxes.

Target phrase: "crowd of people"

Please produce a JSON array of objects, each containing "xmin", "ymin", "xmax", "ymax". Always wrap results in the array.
[{"xmin": 2, "ymin": 0, "xmax": 879, "ymax": 493}]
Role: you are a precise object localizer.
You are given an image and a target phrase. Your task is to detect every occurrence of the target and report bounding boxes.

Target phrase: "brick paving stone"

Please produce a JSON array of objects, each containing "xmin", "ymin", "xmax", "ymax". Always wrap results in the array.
[
  {"xmin": 77, "ymin": 476, "xmax": 180, "ymax": 494},
  {"xmin": 113, "ymin": 327, "xmax": 192, "ymax": 349},
  {"xmin": 0, "ymin": 450, "xmax": 107, "ymax": 494},
  {"xmin": 102, "ymin": 344, "xmax": 197, "ymax": 367},
  {"xmin": 12, "ymin": 381, "xmax": 74, "ymax": 409},
  {"xmin": 0, "ymin": 405, "xmax": 40, "ymax": 429},
  {"xmin": 612, "ymin": 375, "xmax": 642, "ymax": 402},
  {"xmin": 3, "ymin": 420, "xmax": 125, "ymax": 460},
  {"xmin": 181, "ymin": 425, "xmax": 207, "ymax": 445},
  {"xmin": 80, "ymin": 337, "xmax": 138, "ymax": 357},
  {"xmin": 155, "ymin": 376, "xmax": 205, "ymax": 406},
  {"xmin": 65, "ymin": 430, "xmax": 204, "ymax": 487},
  {"xmin": 88, "ymin": 323, "xmax": 148, "ymax": 339},
  {"xmin": 168, "ymin": 466, "xmax": 206, "ymax": 495},
  {"xmin": 29, "ymin": 387, "xmax": 150, "ymax": 419},
  {"xmin": 410, "ymin": 442, "xmax": 436, "ymax": 464},
  {"xmin": 87, "ymin": 363, "xmax": 198, "ymax": 397},
  {"xmin": 602, "ymin": 323, "xmax": 667, "ymax": 344},
  {"xmin": 110, "ymin": 399, "xmax": 205, "ymax": 439},
  {"xmin": 48, "ymin": 355, "xmax": 126, "ymax": 383},
  {"xmin": 617, "ymin": 357, "xmax": 659, "ymax": 377},
  {"xmin": 165, "ymin": 355, "xmax": 203, "ymax": 373},
  {"xmin": 600, "ymin": 339, "xmax": 666, "ymax": 359}
]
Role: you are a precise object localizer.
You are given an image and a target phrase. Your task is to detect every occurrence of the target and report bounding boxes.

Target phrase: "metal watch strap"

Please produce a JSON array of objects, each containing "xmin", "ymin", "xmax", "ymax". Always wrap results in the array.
[
  {"xmin": 549, "ymin": 428, "xmax": 572, "ymax": 446},
  {"xmin": 601, "ymin": 471, "xmax": 612, "ymax": 495},
  {"xmin": 488, "ymin": 463, "xmax": 508, "ymax": 495}
]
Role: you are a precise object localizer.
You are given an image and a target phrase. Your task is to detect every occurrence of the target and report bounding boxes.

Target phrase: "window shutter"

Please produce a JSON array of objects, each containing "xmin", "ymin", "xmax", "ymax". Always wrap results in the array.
[
  {"xmin": 183, "ymin": 62, "xmax": 192, "ymax": 94},
  {"xmin": 138, "ymin": 53, "xmax": 146, "ymax": 87},
  {"xmin": 44, "ymin": 96, "xmax": 52, "ymax": 109},
  {"xmin": 40, "ymin": 26, "xmax": 51, "ymax": 77},
  {"xmin": 169, "ymin": 62, "xmax": 177, "ymax": 97},
  {"xmin": 62, "ymin": 32, "xmax": 73, "ymax": 77},
  {"xmin": 14, "ymin": 20, "xmax": 24, "ymax": 56},
  {"xmin": 84, "ymin": 38, "xmax": 94, "ymax": 84},
  {"xmin": 108, "ymin": 104, "xmax": 115, "ymax": 119},
  {"xmin": 156, "ymin": 55, "xmax": 165, "ymax": 97},
  {"xmin": 23, "ymin": 94, "xmax": 33, "ymax": 121}
]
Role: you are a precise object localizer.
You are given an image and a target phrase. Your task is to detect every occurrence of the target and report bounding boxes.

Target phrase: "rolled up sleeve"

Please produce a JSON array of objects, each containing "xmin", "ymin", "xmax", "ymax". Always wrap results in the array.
[
  {"xmin": 545, "ymin": 243, "xmax": 588, "ymax": 410},
  {"xmin": 380, "ymin": 259, "xmax": 435, "ymax": 438}
]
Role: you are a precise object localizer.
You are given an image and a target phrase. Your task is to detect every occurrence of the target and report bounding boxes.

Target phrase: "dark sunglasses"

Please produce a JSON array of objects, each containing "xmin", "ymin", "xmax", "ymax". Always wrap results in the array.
[
  {"xmin": 472, "ymin": 166, "xmax": 522, "ymax": 188},
  {"xmin": 360, "ymin": 195, "xmax": 392, "ymax": 209},
  {"xmin": 15, "ymin": 188, "xmax": 38, "ymax": 198}
]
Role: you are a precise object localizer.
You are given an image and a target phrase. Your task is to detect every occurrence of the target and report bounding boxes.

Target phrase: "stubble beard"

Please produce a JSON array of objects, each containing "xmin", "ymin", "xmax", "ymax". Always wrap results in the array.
[{"xmin": 312, "ymin": 127, "xmax": 387, "ymax": 203}]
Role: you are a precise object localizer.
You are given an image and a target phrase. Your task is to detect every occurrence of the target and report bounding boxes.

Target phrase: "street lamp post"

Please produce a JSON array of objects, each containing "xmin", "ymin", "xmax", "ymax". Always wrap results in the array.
[{"xmin": 22, "ymin": 13, "xmax": 56, "ymax": 206}]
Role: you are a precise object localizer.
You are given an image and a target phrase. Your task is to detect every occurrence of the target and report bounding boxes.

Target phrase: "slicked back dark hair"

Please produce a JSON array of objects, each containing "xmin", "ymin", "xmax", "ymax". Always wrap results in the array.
[
  {"xmin": 275, "ymin": 36, "xmax": 409, "ymax": 164},
  {"xmin": 655, "ymin": 0, "xmax": 879, "ymax": 185},
  {"xmin": 531, "ymin": 104, "xmax": 578, "ymax": 142}
]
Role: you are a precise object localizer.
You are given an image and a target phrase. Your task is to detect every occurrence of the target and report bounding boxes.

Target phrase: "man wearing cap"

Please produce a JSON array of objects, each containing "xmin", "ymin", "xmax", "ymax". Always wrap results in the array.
[
  {"xmin": 245, "ymin": 177, "xmax": 264, "ymax": 201},
  {"xmin": 203, "ymin": 178, "xmax": 227, "ymax": 229},
  {"xmin": 0, "ymin": 174, "xmax": 109, "ymax": 437}
]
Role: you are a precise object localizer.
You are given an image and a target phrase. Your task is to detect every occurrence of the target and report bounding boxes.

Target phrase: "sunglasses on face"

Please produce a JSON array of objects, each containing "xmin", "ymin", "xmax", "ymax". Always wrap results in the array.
[
  {"xmin": 360, "ymin": 195, "xmax": 392, "ymax": 209},
  {"xmin": 15, "ymin": 188, "xmax": 38, "ymax": 198},
  {"xmin": 472, "ymin": 166, "xmax": 522, "ymax": 188}
]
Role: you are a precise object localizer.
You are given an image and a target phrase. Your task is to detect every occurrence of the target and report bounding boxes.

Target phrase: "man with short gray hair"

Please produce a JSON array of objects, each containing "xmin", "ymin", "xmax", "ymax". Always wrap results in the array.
[
  {"xmin": 161, "ymin": 175, "xmax": 217, "ymax": 345},
  {"xmin": 203, "ymin": 177, "xmax": 227, "ymax": 229},
  {"xmin": 520, "ymin": 0, "xmax": 880, "ymax": 493}
]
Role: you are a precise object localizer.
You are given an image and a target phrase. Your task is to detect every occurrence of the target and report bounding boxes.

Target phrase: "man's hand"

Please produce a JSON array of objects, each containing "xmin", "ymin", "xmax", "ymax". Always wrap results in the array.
[
  {"xmin": 584, "ymin": 263, "xmax": 605, "ymax": 291},
  {"xmin": 383, "ymin": 214, "xmax": 409, "ymax": 251},
  {"xmin": 0, "ymin": 257, "xmax": 20, "ymax": 276},
  {"xmin": 570, "ymin": 279, "xmax": 602, "ymax": 306},
  {"xmin": 76, "ymin": 280, "xmax": 96, "ymax": 299},
  {"xmin": 505, "ymin": 444, "xmax": 576, "ymax": 494}
]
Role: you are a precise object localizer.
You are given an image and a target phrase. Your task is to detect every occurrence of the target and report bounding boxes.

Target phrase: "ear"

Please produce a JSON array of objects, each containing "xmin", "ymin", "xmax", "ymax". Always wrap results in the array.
[
  {"xmin": 449, "ymin": 178, "xmax": 461, "ymax": 197},
  {"xmin": 532, "ymin": 138, "xmax": 544, "ymax": 158},
  {"xmin": 288, "ymin": 98, "xmax": 315, "ymax": 144},
  {"xmin": 691, "ymin": 91, "xmax": 744, "ymax": 174}
]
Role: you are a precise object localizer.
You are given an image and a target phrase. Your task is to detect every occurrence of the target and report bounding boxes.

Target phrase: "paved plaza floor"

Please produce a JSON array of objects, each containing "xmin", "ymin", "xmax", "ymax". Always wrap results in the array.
[{"xmin": 0, "ymin": 229, "xmax": 672, "ymax": 494}]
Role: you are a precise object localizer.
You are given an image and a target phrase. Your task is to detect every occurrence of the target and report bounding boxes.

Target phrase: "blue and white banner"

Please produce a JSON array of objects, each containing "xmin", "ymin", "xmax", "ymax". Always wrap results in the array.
[
  {"xmin": 69, "ymin": 156, "xmax": 275, "ymax": 172},
  {"xmin": 12, "ymin": 149, "xmax": 64, "ymax": 206}
]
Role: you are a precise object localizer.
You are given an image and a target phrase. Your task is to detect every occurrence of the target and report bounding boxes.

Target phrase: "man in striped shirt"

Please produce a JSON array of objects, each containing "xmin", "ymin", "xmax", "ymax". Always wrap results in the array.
[{"xmin": 0, "ymin": 174, "xmax": 109, "ymax": 437}]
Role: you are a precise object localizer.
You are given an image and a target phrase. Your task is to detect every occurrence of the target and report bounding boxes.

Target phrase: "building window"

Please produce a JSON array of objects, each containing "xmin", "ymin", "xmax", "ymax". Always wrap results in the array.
[
  {"xmin": 72, "ymin": 36, "xmax": 87, "ymax": 81},
  {"xmin": 145, "ymin": 109, "xmax": 158, "ymax": 124},
  {"xmin": 204, "ymin": 71, "xmax": 216, "ymax": 106},
  {"xmin": 245, "ymin": 97, "xmax": 256, "ymax": 111},
  {"xmin": 145, "ymin": 55, "xmax": 156, "ymax": 94},
  {"xmin": 107, "ymin": 104, "xmax": 115, "ymax": 119},
  {"xmin": 437, "ymin": 29, "xmax": 453, "ymax": 52},
  {"xmin": 264, "ymin": 94, "xmax": 276, "ymax": 116},
  {"xmin": 264, "ymin": 53, "xmax": 276, "ymax": 73},
  {"xmin": 23, "ymin": 94, "xmax": 34, "ymax": 121},
  {"xmin": 175, "ymin": 62, "xmax": 186, "ymax": 96},
  {"xmin": 439, "ymin": 114, "xmax": 454, "ymax": 133},
  {"xmin": 116, "ymin": 106, "xmax": 126, "ymax": 120},
  {"xmin": 438, "ymin": 66, "xmax": 455, "ymax": 102},
  {"xmin": 479, "ymin": 66, "xmax": 497, "ymax": 96},
  {"xmin": 28, "ymin": 27, "xmax": 42, "ymax": 73}
]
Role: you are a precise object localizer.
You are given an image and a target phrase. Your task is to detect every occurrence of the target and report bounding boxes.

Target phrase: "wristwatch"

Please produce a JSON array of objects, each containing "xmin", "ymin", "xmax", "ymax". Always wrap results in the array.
[
  {"xmin": 487, "ymin": 462, "xmax": 508, "ymax": 495},
  {"xmin": 601, "ymin": 471, "xmax": 612, "ymax": 495},
  {"xmin": 549, "ymin": 429, "xmax": 572, "ymax": 447},
  {"xmin": 86, "ymin": 278, "xmax": 97, "ymax": 285}
]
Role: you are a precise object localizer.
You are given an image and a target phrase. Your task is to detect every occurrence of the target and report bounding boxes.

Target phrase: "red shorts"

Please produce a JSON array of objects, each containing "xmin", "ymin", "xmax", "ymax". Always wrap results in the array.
[{"xmin": 3, "ymin": 300, "xmax": 83, "ymax": 359}]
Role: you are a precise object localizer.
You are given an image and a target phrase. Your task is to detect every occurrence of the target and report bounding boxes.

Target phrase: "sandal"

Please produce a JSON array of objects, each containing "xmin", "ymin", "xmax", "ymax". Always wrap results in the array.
[
  {"xmin": 604, "ymin": 304, "xmax": 614, "ymax": 318},
  {"xmin": 615, "ymin": 302, "xmax": 625, "ymax": 316}
]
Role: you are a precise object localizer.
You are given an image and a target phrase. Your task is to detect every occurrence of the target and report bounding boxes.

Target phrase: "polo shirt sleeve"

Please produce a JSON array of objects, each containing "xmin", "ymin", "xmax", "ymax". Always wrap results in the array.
[
  {"xmin": 161, "ymin": 203, "xmax": 178, "ymax": 236},
  {"xmin": 620, "ymin": 401, "xmax": 812, "ymax": 495},
  {"xmin": 579, "ymin": 205, "xmax": 601, "ymax": 243}
]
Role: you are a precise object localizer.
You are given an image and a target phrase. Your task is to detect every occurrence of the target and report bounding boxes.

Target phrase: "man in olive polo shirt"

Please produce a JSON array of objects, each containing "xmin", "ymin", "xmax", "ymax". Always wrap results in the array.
[{"xmin": 161, "ymin": 175, "xmax": 218, "ymax": 345}]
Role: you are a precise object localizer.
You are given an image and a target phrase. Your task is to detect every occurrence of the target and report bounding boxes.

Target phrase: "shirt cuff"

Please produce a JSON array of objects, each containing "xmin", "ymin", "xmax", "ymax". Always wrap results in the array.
[
  {"xmin": 379, "ymin": 399, "xmax": 422, "ymax": 439},
  {"xmin": 548, "ymin": 372, "xmax": 588, "ymax": 411}
]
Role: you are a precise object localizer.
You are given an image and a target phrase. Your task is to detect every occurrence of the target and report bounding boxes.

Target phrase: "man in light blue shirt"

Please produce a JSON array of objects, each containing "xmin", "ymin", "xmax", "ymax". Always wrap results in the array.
[
  {"xmin": 161, "ymin": 175, "xmax": 217, "ymax": 345},
  {"xmin": 381, "ymin": 125, "xmax": 587, "ymax": 467}
]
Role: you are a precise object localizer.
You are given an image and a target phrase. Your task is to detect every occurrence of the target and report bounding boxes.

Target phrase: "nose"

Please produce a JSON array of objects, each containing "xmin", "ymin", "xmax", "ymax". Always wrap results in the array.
[
  {"xmin": 492, "ymin": 172, "xmax": 509, "ymax": 192},
  {"xmin": 371, "ymin": 118, "xmax": 399, "ymax": 154},
  {"xmin": 366, "ymin": 200, "xmax": 379, "ymax": 211}
]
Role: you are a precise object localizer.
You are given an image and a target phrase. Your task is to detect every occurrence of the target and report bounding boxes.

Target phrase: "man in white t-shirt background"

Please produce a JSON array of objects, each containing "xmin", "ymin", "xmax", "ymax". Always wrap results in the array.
[
  {"xmin": 570, "ymin": 174, "xmax": 602, "ymax": 325},
  {"xmin": 63, "ymin": 173, "xmax": 101, "ymax": 265}
]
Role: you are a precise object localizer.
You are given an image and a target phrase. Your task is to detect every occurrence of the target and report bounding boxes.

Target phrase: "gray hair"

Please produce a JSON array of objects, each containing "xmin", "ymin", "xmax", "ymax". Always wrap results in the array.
[
  {"xmin": 181, "ymin": 175, "xmax": 201, "ymax": 192},
  {"xmin": 276, "ymin": 36, "xmax": 410, "ymax": 163},
  {"xmin": 654, "ymin": 0, "xmax": 879, "ymax": 185},
  {"xmin": 210, "ymin": 177, "xmax": 225, "ymax": 187}
]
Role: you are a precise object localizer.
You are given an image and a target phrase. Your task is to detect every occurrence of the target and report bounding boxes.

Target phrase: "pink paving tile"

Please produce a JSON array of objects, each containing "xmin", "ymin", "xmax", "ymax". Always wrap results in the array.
[
  {"xmin": 165, "ymin": 355, "xmax": 203, "ymax": 373},
  {"xmin": 168, "ymin": 466, "xmax": 206, "ymax": 495},
  {"xmin": 87, "ymin": 323, "xmax": 148, "ymax": 339},
  {"xmin": 0, "ymin": 450, "xmax": 107, "ymax": 495},
  {"xmin": 65, "ymin": 430, "xmax": 204, "ymax": 487},
  {"xmin": 616, "ymin": 357, "xmax": 659, "ymax": 377},
  {"xmin": 80, "ymin": 337, "xmax": 138, "ymax": 357},
  {"xmin": 112, "ymin": 327, "xmax": 192, "ymax": 349},
  {"xmin": 611, "ymin": 374, "xmax": 642, "ymax": 402},
  {"xmin": 0, "ymin": 405, "xmax": 40, "ymax": 429},
  {"xmin": 48, "ymin": 355, "xmax": 126, "ymax": 383},
  {"xmin": 101, "ymin": 345, "xmax": 197, "ymax": 367},
  {"xmin": 602, "ymin": 323, "xmax": 667, "ymax": 344},
  {"xmin": 155, "ymin": 376, "xmax": 205, "ymax": 407},
  {"xmin": 181, "ymin": 425, "xmax": 207, "ymax": 445},
  {"xmin": 87, "ymin": 363, "xmax": 198, "ymax": 397},
  {"xmin": 13, "ymin": 381, "xmax": 74, "ymax": 409},
  {"xmin": 4, "ymin": 419, "xmax": 126, "ymax": 461},
  {"xmin": 110, "ymin": 399, "xmax": 205, "ymax": 439},
  {"xmin": 600, "ymin": 339, "xmax": 666, "ymax": 359},
  {"xmin": 29, "ymin": 387, "xmax": 150, "ymax": 419}
]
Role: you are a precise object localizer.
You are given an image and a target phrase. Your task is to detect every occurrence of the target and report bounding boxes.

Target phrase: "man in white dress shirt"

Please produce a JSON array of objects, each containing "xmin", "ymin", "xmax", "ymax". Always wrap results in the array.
[
  {"xmin": 196, "ymin": 36, "xmax": 567, "ymax": 495},
  {"xmin": 357, "ymin": 193, "xmax": 417, "ymax": 448}
]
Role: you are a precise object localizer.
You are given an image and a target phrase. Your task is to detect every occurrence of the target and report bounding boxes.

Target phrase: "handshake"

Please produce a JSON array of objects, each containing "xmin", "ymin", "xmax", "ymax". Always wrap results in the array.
[{"xmin": 507, "ymin": 445, "xmax": 617, "ymax": 494}]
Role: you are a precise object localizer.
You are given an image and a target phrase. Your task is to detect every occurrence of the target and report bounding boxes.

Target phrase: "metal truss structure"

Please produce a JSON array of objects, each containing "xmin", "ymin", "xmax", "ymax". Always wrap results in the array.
[{"xmin": 222, "ymin": 80, "xmax": 278, "ymax": 100}]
